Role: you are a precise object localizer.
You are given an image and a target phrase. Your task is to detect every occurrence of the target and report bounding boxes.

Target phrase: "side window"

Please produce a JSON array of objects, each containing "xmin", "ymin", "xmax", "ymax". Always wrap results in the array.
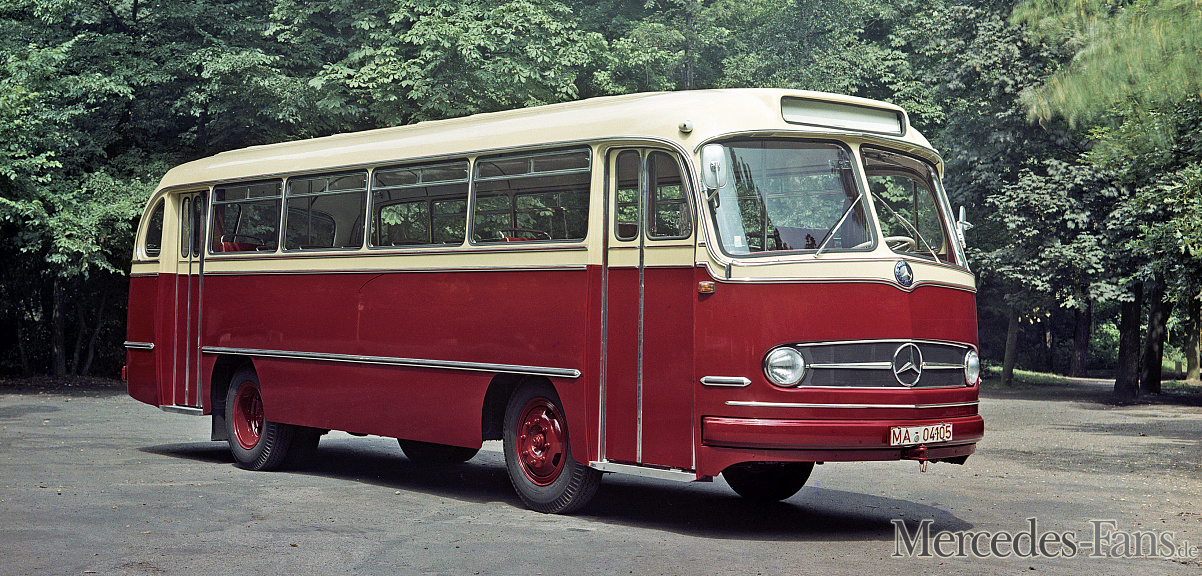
[
  {"xmin": 472, "ymin": 148, "xmax": 591, "ymax": 243},
  {"xmin": 211, "ymin": 180, "xmax": 282, "ymax": 253},
  {"xmin": 610, "ymin": 149, "xmax": 691, "ymax": 241},
  {"xmin": 371, "ymin": 160, "xmax": 469, "ymax": 247},
  {"xmin": 143, "ymin": 200, "xmax": 165, "ymax": 258},
  {"xmin": 614, "ymin": 151, "xmax": 640, "ymax": 240},
  {"xmin": 179, "ymin": 196, "xmax": 191, "ymax": 258},
  {"xmin": 191, "ymin": 194, "xmax": 203, "ymax": 258},
  {"xmin": 648, "ymin": 151, "xmax": 690, "ymax": 239},
  {"xmin": 284, "ymin": 171, "xmax": 367, "ymax": 250}
]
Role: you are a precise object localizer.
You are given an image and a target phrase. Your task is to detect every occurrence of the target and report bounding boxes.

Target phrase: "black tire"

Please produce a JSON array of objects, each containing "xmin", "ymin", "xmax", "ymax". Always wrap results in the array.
[
  {"xmin": 283, "ymin": 426, "xmax": 324, "ymax": 468},
  {"xmin": 398, "ymin": 439, "xmax": 479, "ymax": 463},
  {"xmin": 722, "ymin": 461, "xmax": 815, "ymax": 501},
  {"xmin": 502, "ymin": 379, "xmax": 600, "ymax": 513},
  {"xmin": 224, "ymin": 369, "xmax": 298, "ymax": 471}
]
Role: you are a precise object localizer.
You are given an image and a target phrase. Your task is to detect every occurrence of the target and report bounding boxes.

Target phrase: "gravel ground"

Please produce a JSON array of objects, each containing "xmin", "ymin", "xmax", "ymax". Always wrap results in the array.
[{"xmin": 0, "ymin": 376, "xmax": 1199, "ymax": 575}]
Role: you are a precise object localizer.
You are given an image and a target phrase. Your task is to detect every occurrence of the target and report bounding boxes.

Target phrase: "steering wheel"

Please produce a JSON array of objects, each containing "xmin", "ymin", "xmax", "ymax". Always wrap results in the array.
[{"xmin": 883, "ymin": 236, "xmax": 916, "ymax": 251}]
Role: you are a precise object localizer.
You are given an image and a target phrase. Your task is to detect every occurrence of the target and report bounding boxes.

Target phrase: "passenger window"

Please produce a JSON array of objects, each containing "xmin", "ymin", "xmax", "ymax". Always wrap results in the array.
[
  {"xmin": 648, "ymin": 152, "xmax": 690, "ymax": 239},
  {"xmin": 371, "ymin": 160, "xmax": 469, "ymax": 246},
  {"xmin": 143, "ymin": 200, "xmax": 165, "ymax": 258},
  {"xmin": 179, "ymin": 197, "xmax": 191, "ymax": 258},
  {"xmin": 284, "ymin": 171, "xmax": 367, "ymax": 250},
  {"xmin": 614, "ymin": 151, "xmax": 639, "ymax": 240},
  {"xmin": 211, "ymin": 180, "xmax": 282, "ymax": 253},
  {"xmin": 472, "ymin": 148, "xmax": 591, "ymax": 243}
]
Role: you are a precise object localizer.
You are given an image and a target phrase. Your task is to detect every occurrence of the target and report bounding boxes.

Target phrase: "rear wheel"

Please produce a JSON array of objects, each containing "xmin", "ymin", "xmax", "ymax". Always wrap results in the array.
[
  {"xmin": 398, "ymin": 439, "xmax": 479, "ymax": 463},
  {"xmin": 722, "ymin": 461, "xmax": 814, "ymax": 501},
  {"xmin": 503, "ymin": 380, "xmax": 600, "ymax": 513},
  {"xmin": 225, "ymin": 370, "xmax": 298, "ymax": 471}
]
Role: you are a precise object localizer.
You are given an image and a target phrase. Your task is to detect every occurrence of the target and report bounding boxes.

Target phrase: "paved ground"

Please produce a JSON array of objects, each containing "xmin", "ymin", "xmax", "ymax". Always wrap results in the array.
[{"xmin": 1, "ymin": 378, "xmax": 1199, "ymax": 575}]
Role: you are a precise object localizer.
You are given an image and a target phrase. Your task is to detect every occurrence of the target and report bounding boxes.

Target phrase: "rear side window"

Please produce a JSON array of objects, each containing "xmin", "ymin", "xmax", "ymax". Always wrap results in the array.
[
  {"xmin": 211, "ymin": 180, "xmax": 282, "ymax": 253},
  {"xmin": 143, "ymin": 199, "xmax": 165, "ymax": 258}
]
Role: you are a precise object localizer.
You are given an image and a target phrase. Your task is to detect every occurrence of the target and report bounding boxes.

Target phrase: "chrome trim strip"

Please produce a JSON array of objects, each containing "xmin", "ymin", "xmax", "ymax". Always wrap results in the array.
[
  {"xmin": 124, "ymin": 341, "xmax": 155, "ymax": 351},
  {"xmin": 202, "ymin": 264, "xmax": 589, "ymax": 276},
  {"xmin": 700, "ymin": 376, "xmax": 752, "ymax": 387},
  {"xmin": 724, "ymin": 400, "xmax": 979, "ymax": 410},
  {"xmin": 200, "ymin": 346, "xmax": 581, "ymax": 379},
  {"xmin": 795, "ymin": 338, "xmax": 975, "ymax": 349},
  {"xmin": 589, "ymin": 461, "xmax": 699, "ymax": 482},
  {"xmin": 810, "ymin": 362, "xmax": 891, "ymax": 370},
  {"xmin": 160, "ymin": 405, "xmax": 203, "ymax": 416},
  {"xmin": 923, "ymin": 363, "xmax": 964, "ymax": 370},
  {"xmin": 207, "ymin": 244, "xmax": 591, "ymax": 260},
  {"xmin": 793, "ymin": 384, "xmax": 971, "ymax": 390},
  {"xmin": 808, "ymin": 361, "xmax": 964, "ymax": 371}
]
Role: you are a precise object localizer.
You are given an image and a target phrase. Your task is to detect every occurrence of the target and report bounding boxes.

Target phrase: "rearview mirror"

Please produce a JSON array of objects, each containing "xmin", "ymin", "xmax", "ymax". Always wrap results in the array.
[
  {"xmin": 700, "ymin": 144, "xmax": 728, "ymax": 190},
  {"xmin": 957, "ymin": 205, "xmax": 974, "ymax": 246}
]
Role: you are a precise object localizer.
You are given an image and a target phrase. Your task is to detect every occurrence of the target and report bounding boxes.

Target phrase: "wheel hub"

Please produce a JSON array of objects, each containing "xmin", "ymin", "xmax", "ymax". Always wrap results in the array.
[
  {"xmin": 516, "ymin": 399, "xmax": 566, "ymax": 486},
  {"xmin": 232, "ymin": 381, "xmax": 264, "ymax": 450}
]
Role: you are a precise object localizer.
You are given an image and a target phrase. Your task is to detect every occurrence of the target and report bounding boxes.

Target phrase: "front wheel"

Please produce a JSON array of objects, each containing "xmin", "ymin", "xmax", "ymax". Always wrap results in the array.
[
  {"xmin": 503, "ymin": 380, "xmax": 600, "ymax": 513},
  {"xmin": 225, "ymin": 369, "xmax": 298, "ymax": 471},
  {"xmin": 722, "ymin": 461, "xmax": 815, "ymax": 501}
]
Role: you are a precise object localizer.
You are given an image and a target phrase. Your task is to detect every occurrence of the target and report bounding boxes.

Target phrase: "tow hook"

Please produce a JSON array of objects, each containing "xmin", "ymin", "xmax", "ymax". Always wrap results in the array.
[{"xmin": 902, "ymin": 444, "xmax": 929, "ymax": 472}]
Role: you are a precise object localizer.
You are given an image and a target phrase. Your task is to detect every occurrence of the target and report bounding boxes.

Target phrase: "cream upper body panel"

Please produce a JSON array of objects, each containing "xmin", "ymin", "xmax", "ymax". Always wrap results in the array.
[{"xmin": 154, "ymin": 89, "xmax": 934, "ymax": 191}]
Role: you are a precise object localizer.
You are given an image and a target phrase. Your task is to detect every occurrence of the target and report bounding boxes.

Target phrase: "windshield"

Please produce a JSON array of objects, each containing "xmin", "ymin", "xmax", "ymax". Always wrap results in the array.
[
  {"xmin": 706, "ymin": 140, "xmax": 871, "ymax": 256},
  {"xmin": 861, "ymin": 147, "xmax": 961, "ymax": 266}
]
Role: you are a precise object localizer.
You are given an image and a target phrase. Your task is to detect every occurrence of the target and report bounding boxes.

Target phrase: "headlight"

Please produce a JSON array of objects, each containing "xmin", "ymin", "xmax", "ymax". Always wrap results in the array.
[
  {"xmin": 764, "ymin": 347, "xmax": 806, "ymax": 387},
  {"xmin": 964, "ymin": 349, "xmax": 980, "ymax": 385}
]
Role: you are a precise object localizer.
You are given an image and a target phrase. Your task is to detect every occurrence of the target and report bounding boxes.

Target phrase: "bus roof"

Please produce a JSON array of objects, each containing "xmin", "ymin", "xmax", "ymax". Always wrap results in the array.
[{"xmin": 156, "ymin": 89, "xmax": 937, "ymax": 191}]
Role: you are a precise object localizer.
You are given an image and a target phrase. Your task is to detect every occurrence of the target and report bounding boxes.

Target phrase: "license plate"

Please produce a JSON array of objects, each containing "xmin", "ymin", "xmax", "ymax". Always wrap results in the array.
[{"xmin": 889, "ymin": 423, "xmax": 953, "ymax": 446}]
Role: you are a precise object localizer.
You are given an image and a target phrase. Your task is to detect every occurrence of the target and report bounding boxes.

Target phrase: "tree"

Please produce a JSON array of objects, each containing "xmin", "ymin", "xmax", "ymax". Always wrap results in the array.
[
  {"xmin": 1014, "ymin": 0, "xmax": 1202, "ymax": 126},
  {"xmin": 275, "ymin": 0, "xmax": 606, "ymax": 125}
]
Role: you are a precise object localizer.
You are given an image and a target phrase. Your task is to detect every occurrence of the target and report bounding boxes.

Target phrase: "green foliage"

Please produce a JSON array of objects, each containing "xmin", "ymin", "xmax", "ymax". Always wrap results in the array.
[
  {"xmin": 981, "ymin": 158, "xmax": 1125, "ymax": 307},
  {"xmin": 284, "ymin": 0, "xmax": 606, "ymax": 124},
  {"xmin": 1014, "ymin": 0, "xmax": 1202, "ymax": 125}
]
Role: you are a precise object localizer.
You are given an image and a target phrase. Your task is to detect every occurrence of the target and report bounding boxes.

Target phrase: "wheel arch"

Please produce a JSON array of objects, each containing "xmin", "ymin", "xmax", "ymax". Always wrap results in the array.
[
  {"xmin": 209, "ymin": 354, "xmax": 255, "ymax": 442},
  {"xmin": 481, "ymin": 373, "xmax": 526, "ymax": 441}
]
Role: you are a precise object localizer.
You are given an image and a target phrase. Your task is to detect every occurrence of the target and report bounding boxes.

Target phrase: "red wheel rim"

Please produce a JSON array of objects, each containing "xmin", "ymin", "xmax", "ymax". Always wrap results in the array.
[
  {"xmin": 515, "ymin": 398, "xmax": 566, "ymax": 486},
  {"xmin": 232, "ymin": 381, "xmax": 264, "ymax": 450}
]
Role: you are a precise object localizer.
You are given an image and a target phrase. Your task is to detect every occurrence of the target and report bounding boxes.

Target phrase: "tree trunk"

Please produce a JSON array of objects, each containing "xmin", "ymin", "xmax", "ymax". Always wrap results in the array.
[
  {"xmin": 1043, "ymin": 316, "xmax": 1055, "ymax": 373},
  {"xmin": 81, "ymin": 290, "xmax": 108, "ymax": 376},
  {"xmin": 51, "ymin": 278, "xmax": 67, "ymax": 376},
  {"xmin": 1187, "ymin": 297, "xmax": 1201, "ymax": 382},
  {"xmin": 1069, "ymin": 298, "xmax": 1091, "ymax": 377},
  {"xmin": 1003, "ymin": 305, "xmax": 1021, "ymax": 386},
  {"xmin": 70, "ymin": 297, "xmax": 87, "ymax": 375},
  {"xmin": 1114, "ymin": 282, "xmax": 1143, "ymax": 402},
  {"xmin": 683, "ymin": 0, "xmax": 696, "ymax": 90},
  {"xmin": 16, "ymin": 314, "xmax": 32, "ymax": 376},
  {"xmin": 1141, "ymin": 276, "xmax": 1172, "ymax": 394}
]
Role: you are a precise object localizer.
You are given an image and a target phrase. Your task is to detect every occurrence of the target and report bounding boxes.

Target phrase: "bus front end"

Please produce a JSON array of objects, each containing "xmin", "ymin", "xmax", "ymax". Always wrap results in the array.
[{"xmin": 692, "ymin": 132, "xmax": 982, "ymax": 486}]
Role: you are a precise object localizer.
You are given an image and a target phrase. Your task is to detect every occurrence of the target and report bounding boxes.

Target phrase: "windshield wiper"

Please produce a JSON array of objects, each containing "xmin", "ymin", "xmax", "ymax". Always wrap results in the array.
[
  {"xmin": 815, "ymin": 195, "xmax": 863, "ymax": 257},
  {"xmin": 870, "ymin": 191, "xmax": 939, "ymax": 258}
]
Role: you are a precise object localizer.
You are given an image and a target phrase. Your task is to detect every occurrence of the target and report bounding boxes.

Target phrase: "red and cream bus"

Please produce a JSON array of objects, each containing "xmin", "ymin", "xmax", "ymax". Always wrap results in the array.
[{"xmin": 124, "ymin": 89, "xmax": 982, "ymax": 513}]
